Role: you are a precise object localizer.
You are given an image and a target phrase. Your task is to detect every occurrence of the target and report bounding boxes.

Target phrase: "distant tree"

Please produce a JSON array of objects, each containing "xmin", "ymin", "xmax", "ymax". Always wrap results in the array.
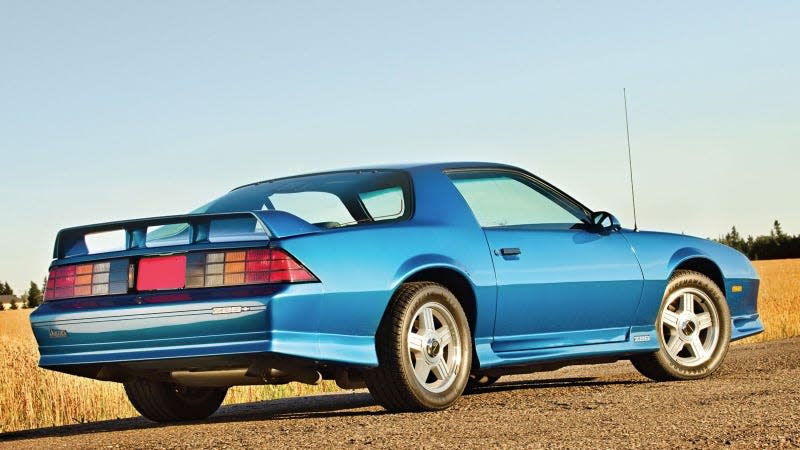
[
  {"xmin": 0, "ymin": 282, "xmax": 7, "ymax": 296},
  {"xmin": 27, "ymin": 281, "xmax": 43, "ymax": 308},
  {"xmin": 771, "ymin": 220, "xmax": 788, "ymax": 242},
  {"xmin": 9, "ymin": 295, "xmax": 18, "ymax": 310},
  {"xmin": 0, "ymin": 299, "xmax": 4, "ymax": 311},
  {"xmin": 2, "ymin": 282, "xmax": 12, "ymax": 296},
  {"xmin": 20, "ymin": 293, "xmax": 29, "ymax": 309},
  {"xmin": 719, "ymin": 226, "xmax": 748, "ymax": 255}
]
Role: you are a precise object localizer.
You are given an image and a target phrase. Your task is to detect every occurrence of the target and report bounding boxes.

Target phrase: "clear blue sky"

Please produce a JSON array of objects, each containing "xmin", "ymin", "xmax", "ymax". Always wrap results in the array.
[{"xmin": 1, "ymin": 1, "xmax": 798, "ymax": 294}]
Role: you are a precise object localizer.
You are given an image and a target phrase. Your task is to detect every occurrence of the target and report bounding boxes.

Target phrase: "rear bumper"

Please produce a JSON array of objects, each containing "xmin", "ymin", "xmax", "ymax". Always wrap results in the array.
[{"xmin": 30, "ymin": 283, "xmax": 379, "ymax": 376}]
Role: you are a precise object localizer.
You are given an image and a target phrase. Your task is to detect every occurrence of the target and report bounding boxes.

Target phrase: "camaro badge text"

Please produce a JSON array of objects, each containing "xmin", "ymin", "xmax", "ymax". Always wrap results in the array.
[{"xmin": 49, "ymin": 329, "xmax": 68, "ymax": 338}]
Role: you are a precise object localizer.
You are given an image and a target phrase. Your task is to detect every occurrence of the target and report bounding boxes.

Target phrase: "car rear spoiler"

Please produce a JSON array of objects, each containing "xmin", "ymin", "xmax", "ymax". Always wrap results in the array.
[{"xmin": 54, "ymin": 210, "xmax": 319, "ymax": 259}]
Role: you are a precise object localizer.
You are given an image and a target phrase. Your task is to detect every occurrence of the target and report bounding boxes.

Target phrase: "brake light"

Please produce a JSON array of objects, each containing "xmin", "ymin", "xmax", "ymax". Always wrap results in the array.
[
  {"xmin": 185, "ymin": 248, "xmax": 316, "ymax": 288},
  {"xmin": 44, "ymin": 259, "xmax": 130, "ymax": 301}
]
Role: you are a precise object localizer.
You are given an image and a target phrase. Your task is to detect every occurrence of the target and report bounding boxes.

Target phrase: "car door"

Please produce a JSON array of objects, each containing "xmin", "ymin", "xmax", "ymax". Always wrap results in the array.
[{"xmin": 447, "ymin": 169, "xmax": 644, "ymax": 352}]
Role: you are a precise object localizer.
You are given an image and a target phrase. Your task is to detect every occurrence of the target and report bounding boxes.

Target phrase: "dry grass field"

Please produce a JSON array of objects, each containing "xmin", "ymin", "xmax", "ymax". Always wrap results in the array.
[
  {"xmin": 1, "ymin": 259, "xmax": 798, "ymax": 433},
  {"xmin": 739, "ymin": 259, "xmax": 800, "ymax": 344}
]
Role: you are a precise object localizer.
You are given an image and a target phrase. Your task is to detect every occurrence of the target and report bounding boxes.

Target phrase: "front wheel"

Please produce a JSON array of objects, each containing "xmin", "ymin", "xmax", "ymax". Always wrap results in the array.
[
  {"xmin": 365, "ymin": 282, "xmax": 472, "ymax": 411},
  {"xmin": 124, "ymin": 378, "xmax": 228, "ymax": 422},
  {"xmin": 631, "ymin": 270, "xmax": 731, "ymax": 381}
]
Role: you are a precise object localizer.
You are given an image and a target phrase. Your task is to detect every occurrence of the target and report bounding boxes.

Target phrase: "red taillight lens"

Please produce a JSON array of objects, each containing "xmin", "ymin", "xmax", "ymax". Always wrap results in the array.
[
  {"xmin": 185, "ymin": 248, "xmax": 316, "ymax": 288},
  {"xmin": 44, "ymin": 259, "xmax": 130, "ymax": 301},
  {"xmin": 266, "ymin": 249, "xmax": 316, "ymax": 283}
]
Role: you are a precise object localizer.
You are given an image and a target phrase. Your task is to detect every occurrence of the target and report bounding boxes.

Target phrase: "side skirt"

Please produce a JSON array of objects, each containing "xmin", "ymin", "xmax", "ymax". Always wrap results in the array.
[{"xmin": 475, "ymin": 325, "xmax": 660, "ymax": 370}]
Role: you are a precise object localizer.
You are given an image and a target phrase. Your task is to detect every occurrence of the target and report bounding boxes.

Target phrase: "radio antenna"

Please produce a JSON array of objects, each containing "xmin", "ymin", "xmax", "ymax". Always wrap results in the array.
[{"xmin": 623, "ymin": 88, "xmax": 639, "ymax": 231}]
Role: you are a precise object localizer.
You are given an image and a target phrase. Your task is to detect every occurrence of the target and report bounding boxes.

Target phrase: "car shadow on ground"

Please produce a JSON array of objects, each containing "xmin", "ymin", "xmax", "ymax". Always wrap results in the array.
[
  {"xmin": 0, "ymin": 376, "xmax": 647, "ymax": 442},
  {"xmin": 0, "ymin": 392, "xmax": 379, "ymax": 442},
  {"xmin": 464, "ymin": 376, "xmax": 647, "ymax": 396}
]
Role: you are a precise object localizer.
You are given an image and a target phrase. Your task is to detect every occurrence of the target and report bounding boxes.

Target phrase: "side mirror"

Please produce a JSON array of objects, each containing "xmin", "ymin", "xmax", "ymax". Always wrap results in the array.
[{"xmin": 590, "ymin": 211, "xmax": 621, "ymax": 232}]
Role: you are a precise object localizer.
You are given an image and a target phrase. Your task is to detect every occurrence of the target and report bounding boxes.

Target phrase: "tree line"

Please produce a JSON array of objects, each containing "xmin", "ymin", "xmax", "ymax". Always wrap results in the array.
[
  {"xmin": 715, "ymin": 220, "xmax": 800, "ymax": 260},
  {"xmin": 0, "ymin": 279, "xmax": 44, "ymax": 311}
]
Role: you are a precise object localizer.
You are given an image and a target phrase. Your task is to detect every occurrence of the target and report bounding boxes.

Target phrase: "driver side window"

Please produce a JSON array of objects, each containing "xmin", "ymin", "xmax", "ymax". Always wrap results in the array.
[{"xmin": 448, "ymin": 171, "xmax": 585, "ymax": 228}]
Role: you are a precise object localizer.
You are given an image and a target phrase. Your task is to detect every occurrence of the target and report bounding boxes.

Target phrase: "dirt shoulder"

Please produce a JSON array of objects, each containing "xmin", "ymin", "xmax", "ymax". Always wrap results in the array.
[{"xmin": 2, "ymin": 337, "xmax": 799, "ymax": 449}]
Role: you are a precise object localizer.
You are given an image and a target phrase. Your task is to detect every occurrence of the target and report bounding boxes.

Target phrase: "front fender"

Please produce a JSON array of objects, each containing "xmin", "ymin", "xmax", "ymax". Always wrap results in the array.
[{"xmin": 622, "ymin": 230, "xmax": 761, "ymax": 339}]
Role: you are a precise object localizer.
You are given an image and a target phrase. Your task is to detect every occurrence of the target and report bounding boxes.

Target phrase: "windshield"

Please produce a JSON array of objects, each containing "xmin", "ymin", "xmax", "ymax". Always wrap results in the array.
[{"xmin": 196, "ymin": 170, "xmax": 413, "ymax": 229}]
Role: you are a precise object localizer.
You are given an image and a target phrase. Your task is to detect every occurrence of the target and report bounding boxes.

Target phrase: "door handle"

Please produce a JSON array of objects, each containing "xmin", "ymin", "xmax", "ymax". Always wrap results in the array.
[{"xmin": 499, "ymin": 247, "xmax": 521, "ymax": 256}]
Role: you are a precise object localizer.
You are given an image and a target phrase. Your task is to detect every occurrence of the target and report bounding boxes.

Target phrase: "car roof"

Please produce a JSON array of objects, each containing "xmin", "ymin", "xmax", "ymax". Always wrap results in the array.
[
  {"xmin": 344, "ymin": 161, "xmax": 519, "ymax": 171},
  {"xmin": 232, "ymin": 161, "xmax": 523, "ymax": 191}
]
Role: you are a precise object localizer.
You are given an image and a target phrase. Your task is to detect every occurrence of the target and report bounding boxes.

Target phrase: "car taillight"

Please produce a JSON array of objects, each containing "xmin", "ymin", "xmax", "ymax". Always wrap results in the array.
[
  {"xmin": 44, "ymin": 259, "xmax": 130, "ymax": 301},
  {"xmin": 185, "ymin": 248, "xmax": 316, "ymax": 288},
  {"xmin": 44, "ymin": 248, "xmax": 315, "ymax": 301}
]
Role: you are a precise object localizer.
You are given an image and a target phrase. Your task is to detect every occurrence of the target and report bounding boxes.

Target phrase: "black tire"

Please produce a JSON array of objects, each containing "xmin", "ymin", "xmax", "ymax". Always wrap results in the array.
[
  {"xmin": 365, "ymin": 282, "xmax": 472, "ymax": 411},
  {"xmin": 466, "ymin": 374, "xmax": 500, "ymax": 391},
  {"xmin": 631, "ymin": 270, "xmax": 731, "ymax": 381},
  {"xmin": 124, "ymin": 378, "xmax": 228, "ymax": 422}
]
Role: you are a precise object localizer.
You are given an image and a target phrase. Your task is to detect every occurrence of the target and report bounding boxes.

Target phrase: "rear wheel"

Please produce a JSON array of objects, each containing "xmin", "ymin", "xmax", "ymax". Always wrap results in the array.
[
  {"xmin": 124, "ymin": 378, "xmax": 228, "ymax": 422},
  {"xmin": 365, "ymin": 282, "xmax": 472, "ymax": 411},
  {"xmin": 631, "ymin": 270, "xmax": 731, "ymax": 381}
]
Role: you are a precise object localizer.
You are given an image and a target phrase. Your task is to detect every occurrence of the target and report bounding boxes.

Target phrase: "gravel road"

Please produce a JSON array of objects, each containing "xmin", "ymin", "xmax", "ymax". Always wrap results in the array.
[{"xmin": 2, "ymin": 337, "xmax": 799, "ymax": 449}]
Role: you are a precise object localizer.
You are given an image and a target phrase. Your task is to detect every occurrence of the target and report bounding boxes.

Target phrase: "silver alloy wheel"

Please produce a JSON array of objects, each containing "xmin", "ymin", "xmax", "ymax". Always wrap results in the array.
[
  {"xmin": 406, "ymin": 301, "xmax": 462, "ymax": 393},
  {"xmin": 660, "ymin": 287, "xmax": 720, "ymax": 367}
]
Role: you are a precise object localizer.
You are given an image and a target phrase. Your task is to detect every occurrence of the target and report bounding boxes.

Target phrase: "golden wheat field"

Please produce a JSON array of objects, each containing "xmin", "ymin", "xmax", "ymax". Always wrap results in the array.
[
  {"xmin": 0, "ymin": 313, "xmax": 338, "ymax": 433},
  {"xmin": 1, "ymin": 259, "xmax": 799, "ymax": 433},
  {"xmin": 738, "ymin": 259, "xmax": 800, "ymax": 344}
]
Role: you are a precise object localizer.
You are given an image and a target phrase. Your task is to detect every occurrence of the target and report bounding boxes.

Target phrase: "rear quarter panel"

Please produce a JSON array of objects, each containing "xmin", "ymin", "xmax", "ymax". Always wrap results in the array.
[{"xmin": 276, "ymin": 166, "xmax": 497, "ymax": 364}]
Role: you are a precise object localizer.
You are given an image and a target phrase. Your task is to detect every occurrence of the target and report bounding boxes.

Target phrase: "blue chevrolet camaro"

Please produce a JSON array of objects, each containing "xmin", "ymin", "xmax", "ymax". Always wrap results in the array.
[{"xmin": 30, "ymin": 162, "xmax": 763, "ymax": 421}]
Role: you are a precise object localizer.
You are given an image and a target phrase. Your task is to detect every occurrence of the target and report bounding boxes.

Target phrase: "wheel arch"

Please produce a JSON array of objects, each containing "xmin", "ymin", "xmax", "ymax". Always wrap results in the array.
[
  {"xmin": 670, "ymin": 255, "xmax": 726, "ymax": 296},
  {"xmin": 402, "ymin": 266, "xmax": 478, "ymax": 336},
  {"xmin": 387, "ymin": 265, "xmax": 481, "ymax": 370}
]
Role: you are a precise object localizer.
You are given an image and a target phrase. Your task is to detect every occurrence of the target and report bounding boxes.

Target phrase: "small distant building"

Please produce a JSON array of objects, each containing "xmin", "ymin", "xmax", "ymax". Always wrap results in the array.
[{"xmin": 0, "ymin": 294, "xmax": 21, "ymax": 309}]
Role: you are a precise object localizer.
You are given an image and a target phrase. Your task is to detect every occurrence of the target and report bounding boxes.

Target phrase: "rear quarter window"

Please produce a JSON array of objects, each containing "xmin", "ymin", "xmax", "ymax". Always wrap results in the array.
[
  {"xmin": 359, "ymin": 187, "xmax": 405, "ymax": 220},
  {"xmin": 201, "ymin": 170, "xmax": 413, "ymax": 229},
  {"xmin": 268, "ymin": 191, "xmax": 356, "ymax": 225}
]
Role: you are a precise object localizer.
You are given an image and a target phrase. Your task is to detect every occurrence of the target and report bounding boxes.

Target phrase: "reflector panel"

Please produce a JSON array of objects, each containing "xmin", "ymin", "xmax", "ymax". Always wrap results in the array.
[{"xmin": 136, "ymin": 255, "xmax": 187, "ymax": 291}]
